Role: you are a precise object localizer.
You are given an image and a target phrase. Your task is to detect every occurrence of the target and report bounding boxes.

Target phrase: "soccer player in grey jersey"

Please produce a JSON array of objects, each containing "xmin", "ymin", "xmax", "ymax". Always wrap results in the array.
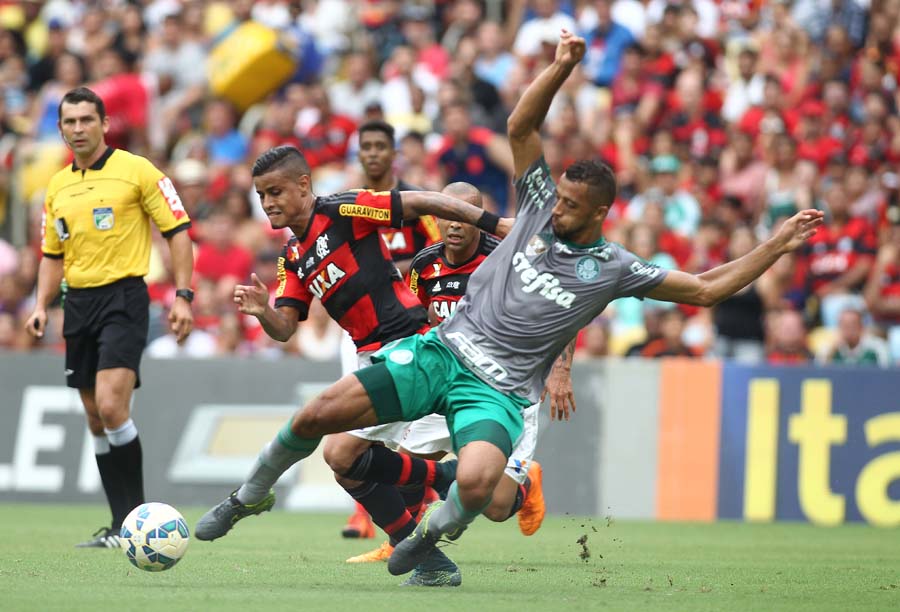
[{"xmin": 196, "ymin": 31, "xmax": 824, "ymax": 581}]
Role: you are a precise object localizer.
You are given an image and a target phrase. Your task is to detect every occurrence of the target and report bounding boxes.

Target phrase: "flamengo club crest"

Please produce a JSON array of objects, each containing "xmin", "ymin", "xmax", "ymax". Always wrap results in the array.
[{"xmin": 316, "ymin": 235, "xmax": 330, "ymax": 259}]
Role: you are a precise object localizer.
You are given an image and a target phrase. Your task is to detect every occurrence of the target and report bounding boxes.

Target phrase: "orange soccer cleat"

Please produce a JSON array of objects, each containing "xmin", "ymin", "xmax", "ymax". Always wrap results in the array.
[
  {"xmin": 346, "ymin": 540, "xmax": 394, "ymax": 563},
  {"xmin": 517, "ymin": 461, "xmax": 545, "ymax": 536},
  {"xmin": 341, "ymin": 502, "xmax": 375, "ymax": 539}
]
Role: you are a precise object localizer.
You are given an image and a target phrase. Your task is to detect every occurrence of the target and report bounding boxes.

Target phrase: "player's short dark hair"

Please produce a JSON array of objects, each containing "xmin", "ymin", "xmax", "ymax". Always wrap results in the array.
[
  {"xmin": 58, "ymin": 86, "xmax": 106, "ymax": 121},
  {"xmin": 564, "ymin": 159, "xmax": 617, "ymax": 208},
  {"xmin": 358, "ymin": 120, "xmax": 395, "ymax": 146},
  {"xmin": 252, "ymin": 145, "xmax": 311, "ymax": 178}
]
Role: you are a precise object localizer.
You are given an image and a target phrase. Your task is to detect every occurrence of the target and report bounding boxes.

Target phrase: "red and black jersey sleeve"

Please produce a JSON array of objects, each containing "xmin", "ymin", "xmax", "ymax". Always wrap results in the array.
[
  {"xmin": 273, "ymin": 239, "xmax": 312, "ymax": 320},
  {"xmin": 319, "ymin": 189, "xmax": 403, "ymax": 235}
]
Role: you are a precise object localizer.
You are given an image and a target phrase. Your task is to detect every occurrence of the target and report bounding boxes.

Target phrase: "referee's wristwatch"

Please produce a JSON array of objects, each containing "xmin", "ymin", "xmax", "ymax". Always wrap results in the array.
[{"xmin": 175, "ymin": 288, "xmax": 195, "ymax": 303}]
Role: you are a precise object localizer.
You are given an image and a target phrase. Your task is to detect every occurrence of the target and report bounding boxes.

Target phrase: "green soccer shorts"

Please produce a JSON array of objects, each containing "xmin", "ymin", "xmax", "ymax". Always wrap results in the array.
[{"xmin": 354, "ymin": 329, "xmax": 531, "ymax": 457}]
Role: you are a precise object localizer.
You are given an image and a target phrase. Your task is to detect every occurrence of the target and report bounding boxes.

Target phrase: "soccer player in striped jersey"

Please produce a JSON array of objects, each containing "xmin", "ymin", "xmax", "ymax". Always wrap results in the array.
[{"xmin": 198, "ymin": 145, "xmax": 511, "ymax": 583}]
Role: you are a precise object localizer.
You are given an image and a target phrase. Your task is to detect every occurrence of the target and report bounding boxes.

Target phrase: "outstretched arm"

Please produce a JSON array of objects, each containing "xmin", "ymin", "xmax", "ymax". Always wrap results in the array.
[
  {"xmin": 399, "ymin": 191, "xmax": 514, "ymax": 238},
  {"xmin": 507, "ymin": 30, "xmax": 586, "ymax": 178},
  {"xmin": 235, "ymin": 273, "xmax": 301, "ymax": 342},
  {"xmin": 646, "ymin": 210, "xmax": 824, "ymax": 307}
]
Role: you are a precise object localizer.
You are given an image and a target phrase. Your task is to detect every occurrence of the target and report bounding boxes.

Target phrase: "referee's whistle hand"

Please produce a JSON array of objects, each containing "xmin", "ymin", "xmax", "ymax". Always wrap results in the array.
[
  {"xmin": 169, "ymin": 300, "xmax": 194, "ymax": 344},
  {"xmin": 25, "ymin": 310, "xmax": 47, "ymax": 339}
]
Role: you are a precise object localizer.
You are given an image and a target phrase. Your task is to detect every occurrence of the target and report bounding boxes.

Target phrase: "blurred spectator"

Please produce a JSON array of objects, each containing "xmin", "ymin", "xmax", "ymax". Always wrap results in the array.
[
  {"xmin": 328, "ymin": 52, "xmax": 382, "ymax": 121},
  {"xmin": 864, "ymin": 227, "xmax": 900, "ymax": 359},
  {"xmin": 89, "ymin": 46, "xmax": 148, "ymax": 151},
  {"xmin": 204, "ymin": 98, "xmax": 248, "ymax": 168},
  {"xmin": 712, "ymin": 226, "xmax": 767, "ymax": 363},
  {"xmin": 194, "ymin": 208, "xmax": 254, "ymax": 302},
  {"xmin": 576, "ymin": 316, "xmax": 610, "ymax": 359},
  {"xmin": 582, "ymin": 0, "xmax": 634, "ymax": 87},
  {"xmin": 474, "ymin": 22, "xmax": 515, "ymax": 90},
  {"xmin": 28, "ymin": 51, "xmax": 85, "ymax": 141},
  {"xmin": 816, "ymin": 307, "xmax": 890, "ymax": 367},
  {"xmin": 143, "ymin": 10, "xmax": 207, "ymax": 147},
  {"xmin": 513, "ymin": 0, "xmax": 577, "ymax": 60},
  {"xmin": 626, "ymin": 155, "xmax": 701, "ymax": 237},
  {"xmin": 722, "ymin": 45, "xmax": 764, "ymax": 124},
  {"xmin": 26, "ymin": 18, "xmax": 69, "ymax": 93},
  {"xmin": 631, "ymin": 308, "xmax": 701, "ymax": 358},
  {"xmin": 431, "ymin": 100, "xmax": 514, "ymax": 213},
  {"xmin": 801, "ymin": 181, "xmax": 876, "ymax": 327},
  {"xmin": 296, "ymin": 83, "xmax": 356, "ymax": 169},
  {"xmin": 171, "ymin": 158, "xmax": 213, "ymax": 222},
  {"xmin": 400, "ymin": 5, "xmax": 449, "ymax": 80},
  {"xmin": 294, "ymin": 298, "xmax": 342, "ymax": 361},
  {"xmin": 766, "ymin": 309, "xmax": 813, "ymax": 364}
]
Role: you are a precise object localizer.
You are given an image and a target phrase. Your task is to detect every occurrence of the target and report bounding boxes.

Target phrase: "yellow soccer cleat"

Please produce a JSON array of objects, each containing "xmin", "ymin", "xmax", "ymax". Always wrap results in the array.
[
  {"xmin": 517, "ymin": 461, "xmax": 545, "ymax": 536},
  {"xmin": 346, "ymin": 540, "xmax": 394, "ymax": 563}
]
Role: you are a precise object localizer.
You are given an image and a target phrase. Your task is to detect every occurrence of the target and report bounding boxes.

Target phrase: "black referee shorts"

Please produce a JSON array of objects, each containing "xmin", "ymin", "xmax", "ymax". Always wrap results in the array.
[{"xmin": 63, "ymin": 277, "xmax": 149, "ymax": 390}]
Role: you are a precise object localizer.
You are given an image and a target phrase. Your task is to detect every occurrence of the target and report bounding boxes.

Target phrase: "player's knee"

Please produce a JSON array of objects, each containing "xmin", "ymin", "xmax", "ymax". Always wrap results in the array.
[
  {"xmin": 455, "ymin": 468, "xmax": 496, "ymax": 506},
  {"xmin": 481, "ymin": 498, "xmax": 509, "ymax": 522},
  {"xmin": 94, "ymin": 396, "xmax": 128, "ymax": 429},
  {"xmin": 323, "ymin": 439, "xmax": 359, "ymax": 475}
]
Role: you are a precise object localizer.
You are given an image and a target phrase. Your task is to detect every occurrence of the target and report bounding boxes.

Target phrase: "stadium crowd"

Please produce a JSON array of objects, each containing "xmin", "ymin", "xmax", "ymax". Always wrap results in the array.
[{"xmin": 1, "ymin": 0, "xmax": 899, "ymax": 366}]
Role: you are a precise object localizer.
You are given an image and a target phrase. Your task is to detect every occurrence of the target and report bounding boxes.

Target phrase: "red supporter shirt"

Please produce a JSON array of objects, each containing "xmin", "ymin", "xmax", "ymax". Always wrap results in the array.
[
  {"xmin": 195, "ymin": 242, "xmax": 254, "ymax": 283},
  {"xmin": 300, "ymin": 114, "xmax": 357, "ymax": 168},
  {"xmin": 801, "ymin": 217, "xmax": 877, "ymax": 293},
  {"xmin": 873, "ymin": 261, "xmax": 900, "ymax": 324},
  {"xmin": 274, "ymin": 189, "xmax": 428, "ymax": 351},
  {"xmin": 91, "ymin": 73, "xmax": 148, "ymax": 150},
  {"xmin": 405, "ymin": 232, "xmax": 500, "ymax": 324}
]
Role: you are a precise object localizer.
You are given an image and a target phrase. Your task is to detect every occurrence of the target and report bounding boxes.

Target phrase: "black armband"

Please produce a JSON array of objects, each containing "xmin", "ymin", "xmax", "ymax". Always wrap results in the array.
[{"xmin": 475, "ymin": 210, "xmax": 501, "ymax": 235}]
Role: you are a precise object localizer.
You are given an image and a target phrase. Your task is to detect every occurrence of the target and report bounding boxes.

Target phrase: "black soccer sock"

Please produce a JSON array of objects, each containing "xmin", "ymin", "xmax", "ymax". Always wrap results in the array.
[
  {"xmin": 345, "ymin": 482, "xmax": 417, "ymax": 546},
  {"xmin": 505, "ymin": 480, "xmax": 531, "ymax": 520},
  {"xmin": 397, "ymin": 483, "xmax": 427, "ymax": 517},
  {"xmin": 344, "ymin": 446, "xmax": 455, "ymax": 490},
  {"xmin": 109, "ymin": 436, "xmax": 145, "ymax": 521},
  {"xmin": 95, "ymin": 451, "xmax": 129, "ymax": 529}
]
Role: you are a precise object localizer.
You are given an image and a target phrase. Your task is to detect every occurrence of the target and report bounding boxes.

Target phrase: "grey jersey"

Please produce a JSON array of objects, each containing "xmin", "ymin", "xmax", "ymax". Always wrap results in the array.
[{"xmin": 438, "ymin": 157, "xmax": 669, "ymax": 402}]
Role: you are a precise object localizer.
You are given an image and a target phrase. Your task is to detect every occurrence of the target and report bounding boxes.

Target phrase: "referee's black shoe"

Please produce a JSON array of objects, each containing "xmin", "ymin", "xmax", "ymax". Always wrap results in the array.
[{"xmin": 76, "ymin": 526, "xmax": 121, "ymax": 549}]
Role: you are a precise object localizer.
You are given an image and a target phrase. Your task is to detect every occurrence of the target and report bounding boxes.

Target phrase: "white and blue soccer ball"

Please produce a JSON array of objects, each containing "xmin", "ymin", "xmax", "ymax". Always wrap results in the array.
[{"xmin": 119, "ymin": 502, "xmax": 190, "ymax": 572}]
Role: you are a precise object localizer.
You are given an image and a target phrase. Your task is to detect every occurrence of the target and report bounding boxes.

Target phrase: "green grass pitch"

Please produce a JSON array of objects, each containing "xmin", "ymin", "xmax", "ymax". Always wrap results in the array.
[{"xmin": 2, "ymin": 503, "xmax": 897, "ymax": 612}]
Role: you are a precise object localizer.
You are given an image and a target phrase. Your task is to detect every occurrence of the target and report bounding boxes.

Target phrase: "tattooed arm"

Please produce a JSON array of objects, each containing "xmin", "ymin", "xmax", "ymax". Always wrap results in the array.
[{"xmin": 541, "ymin": 339, "xmax": 576, "ymax": 421}]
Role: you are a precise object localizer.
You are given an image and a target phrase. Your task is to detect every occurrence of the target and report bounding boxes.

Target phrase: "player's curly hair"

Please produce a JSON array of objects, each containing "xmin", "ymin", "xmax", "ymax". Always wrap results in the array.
[
  {"xmin": 564, "ymin": 159, "xmax": 617, "ymax": 208},
  {"xmin": 252, "ymin": 145, "xmax": 311, "ymax": 178}
]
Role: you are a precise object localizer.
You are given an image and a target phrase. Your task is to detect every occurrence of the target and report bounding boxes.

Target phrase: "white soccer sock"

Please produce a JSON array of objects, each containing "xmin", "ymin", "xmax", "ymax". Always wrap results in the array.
[
  {"xmin": 92, "ymin": 434, "xmax": 110, "ymax": 455},
  {"xmin": 428, "ymin": 482, "xmax": 488, "ymax": 537},
  {"xmin": 237, "ymin": 435, "xmax": 317, "ymax": 504},
  {"xmin": 105, "ymin": 419, "xmax": 138, "ymax": 447}
]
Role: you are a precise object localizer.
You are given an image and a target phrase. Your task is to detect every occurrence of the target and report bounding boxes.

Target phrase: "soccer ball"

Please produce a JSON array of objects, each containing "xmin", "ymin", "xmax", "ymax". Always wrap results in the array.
[{"xmin": 119, "ymin": 502, "xmax": 190, "ymax": 572}]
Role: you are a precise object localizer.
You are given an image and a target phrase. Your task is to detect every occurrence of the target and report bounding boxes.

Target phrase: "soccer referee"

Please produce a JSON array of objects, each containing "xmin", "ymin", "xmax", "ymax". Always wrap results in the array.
[{"xmin": 25, "ymin": 87, "xmax": 195, "ymax": 548}]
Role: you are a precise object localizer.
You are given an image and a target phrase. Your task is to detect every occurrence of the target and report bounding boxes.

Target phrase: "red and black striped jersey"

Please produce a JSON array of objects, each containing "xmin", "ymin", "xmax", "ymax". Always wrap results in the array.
[
  {"xmin": 406, "ymin": 232, "xmax": 500, "ymax": 324},
  {"xmin": 376, "ymin": 180, "xmax": 441, "ymax": 266},
  {"xmin": 274, "ymin": 189, "xmax": 428, "ymax": 351}
]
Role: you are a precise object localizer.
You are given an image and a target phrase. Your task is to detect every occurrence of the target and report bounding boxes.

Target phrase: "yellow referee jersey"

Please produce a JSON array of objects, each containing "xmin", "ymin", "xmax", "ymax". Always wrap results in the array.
[{"xmin": 41, "ymin": 148, "xmax": 192, "ymax": 289}]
